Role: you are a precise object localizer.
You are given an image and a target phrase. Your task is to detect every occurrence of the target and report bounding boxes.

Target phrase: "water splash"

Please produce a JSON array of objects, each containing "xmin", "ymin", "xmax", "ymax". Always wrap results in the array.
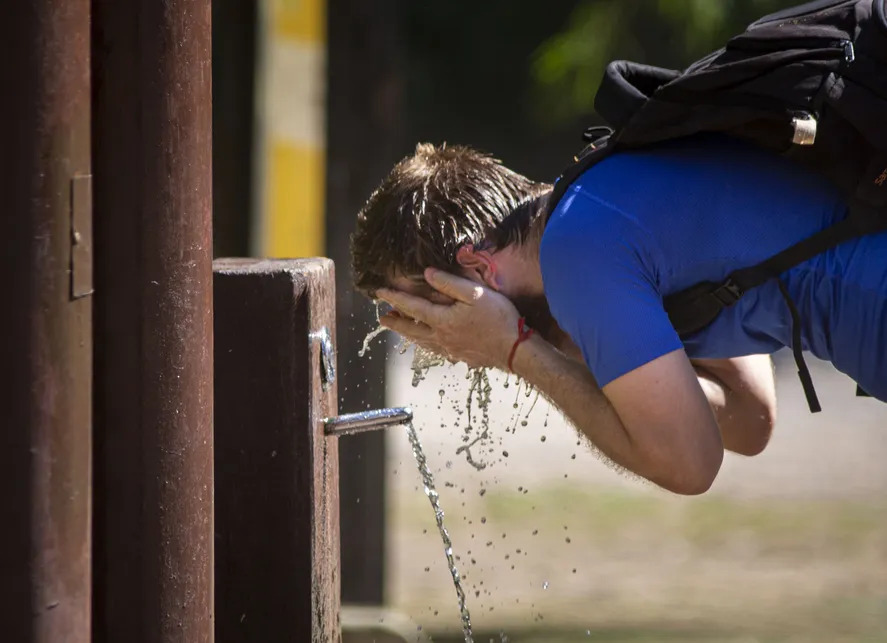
[
  {"xmin": 455, "ymin": 432, "xmax": 488, "ymax": 471},
  {"xmin": 358, "ymin": 325, "xmax": 387, "ymax": 357},
  {"xmin": 405, "ymin": 421, "xmax": 474, "ymax": 642},
  {"xmin": 358, "ymin": 303, "xmax": 388, "ymax": 357},
  {"xmin": 411, "ymin": 346, "xmax": 447, "ymax": 387},
  {"xmin": 452, "ymin": 368, "xmax": 496, "ymax": 470}
]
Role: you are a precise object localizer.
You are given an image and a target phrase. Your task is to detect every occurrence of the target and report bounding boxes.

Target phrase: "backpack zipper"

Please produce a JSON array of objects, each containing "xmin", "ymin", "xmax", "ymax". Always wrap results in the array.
[
  {"xmin": 728, "ymin": 34, "xmax": 854, "ymax": 61},
  {"xmin": 748, "ymin": 0, "xmax": 855, "ymax": 30}
]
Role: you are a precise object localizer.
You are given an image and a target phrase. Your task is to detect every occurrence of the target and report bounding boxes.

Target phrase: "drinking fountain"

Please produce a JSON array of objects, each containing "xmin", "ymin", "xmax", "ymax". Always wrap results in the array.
[{"xmin": 324, "ymin": 407, "xmax": 413, "ymax": 437}]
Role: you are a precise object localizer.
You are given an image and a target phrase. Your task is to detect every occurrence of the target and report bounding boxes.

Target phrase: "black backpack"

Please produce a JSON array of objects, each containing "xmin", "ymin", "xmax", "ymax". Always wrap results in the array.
[{"xmin": 545, "ymin": 0, "xmax": 887, "ymax": 411}]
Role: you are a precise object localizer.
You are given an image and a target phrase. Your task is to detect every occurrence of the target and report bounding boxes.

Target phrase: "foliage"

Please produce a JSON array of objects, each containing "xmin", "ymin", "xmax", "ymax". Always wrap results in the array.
[{"xmin": 530, "ymin": 0, "xmax": 801, "ymax": 124}]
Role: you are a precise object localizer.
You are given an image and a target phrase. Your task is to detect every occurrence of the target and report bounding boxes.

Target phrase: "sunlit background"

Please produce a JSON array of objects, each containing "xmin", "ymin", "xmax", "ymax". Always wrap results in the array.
[{"xmin": 212, "ymin": 1, "xmax": 887, "ymax": 640}]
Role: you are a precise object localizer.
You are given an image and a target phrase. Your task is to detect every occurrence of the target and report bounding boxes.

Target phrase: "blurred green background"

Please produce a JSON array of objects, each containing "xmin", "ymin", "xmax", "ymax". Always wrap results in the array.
[{"xmin": 401, "ymin": 0, "xmax": 801, "ymax": 180}]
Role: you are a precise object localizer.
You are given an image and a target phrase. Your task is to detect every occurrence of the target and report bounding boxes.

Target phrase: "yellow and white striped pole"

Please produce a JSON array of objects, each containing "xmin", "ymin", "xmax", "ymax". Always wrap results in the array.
[{"xmin": 255, "ymin": 0, "xmax": 326, "ymax": 258}]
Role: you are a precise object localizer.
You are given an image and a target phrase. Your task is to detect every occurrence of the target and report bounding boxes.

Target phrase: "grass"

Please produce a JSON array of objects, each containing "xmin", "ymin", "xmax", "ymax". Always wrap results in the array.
[
  {"xmin": 390, "ymin": 482, "xmax": 887, "ymax": 641},
  {"xmin": 431, "ymin": 628, "xmax": 887, "ymax": 643},
  {"xmin": 399, "ymin": 482, "xmax": 887, "ymax": 555}
]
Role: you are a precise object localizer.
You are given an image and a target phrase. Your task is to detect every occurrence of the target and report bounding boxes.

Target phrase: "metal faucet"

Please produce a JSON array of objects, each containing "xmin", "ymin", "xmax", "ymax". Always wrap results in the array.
[{"xmin": 324, "ymin": 407, "xmax": 413, "ymax": 437}]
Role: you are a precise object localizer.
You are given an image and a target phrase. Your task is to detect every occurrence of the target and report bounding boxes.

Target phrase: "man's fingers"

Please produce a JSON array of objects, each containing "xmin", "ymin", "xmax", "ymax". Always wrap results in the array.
[
  {"xmin": 377, "ymin": 288, "xmax": 441, "ymax": 324},
  {"xmin": 380, "ymin": 312, "xmax": 433, "ymax": 340},
  {"xmin": 424, "ymin": 268, "xmax": 483, "ymax": 304}
]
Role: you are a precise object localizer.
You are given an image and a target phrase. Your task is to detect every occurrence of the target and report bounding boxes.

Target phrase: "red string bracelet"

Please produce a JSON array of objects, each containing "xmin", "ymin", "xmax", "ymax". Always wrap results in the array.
[{"xmin": 507, "ymin": 317, "xmax": 535, "ymax": 372}]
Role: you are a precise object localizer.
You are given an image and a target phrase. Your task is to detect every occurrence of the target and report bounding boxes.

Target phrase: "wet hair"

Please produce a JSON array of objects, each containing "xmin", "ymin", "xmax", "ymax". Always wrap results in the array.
[{"xmin": 351, "ymin": 142, "xmax": 551, "ymax": 297}]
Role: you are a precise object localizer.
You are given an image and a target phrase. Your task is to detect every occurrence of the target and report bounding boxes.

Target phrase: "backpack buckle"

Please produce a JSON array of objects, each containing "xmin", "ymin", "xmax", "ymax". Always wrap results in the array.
[
  {"xmin": 711, "ymin": 279, "xmax": 743, "ymax": 306},
  {"xmin": 582, "ymin": 126, "xmax": 614, "ymax": 144},
  {"xmin": 842, "ymin": 40, "xmax": 855, "ymax": 64}
]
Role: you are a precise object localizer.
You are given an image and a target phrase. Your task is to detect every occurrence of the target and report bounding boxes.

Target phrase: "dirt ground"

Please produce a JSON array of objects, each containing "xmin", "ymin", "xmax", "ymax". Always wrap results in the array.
[{"xmin": 375, "ymin": 341, "xmax": 887, "ymax": 641}]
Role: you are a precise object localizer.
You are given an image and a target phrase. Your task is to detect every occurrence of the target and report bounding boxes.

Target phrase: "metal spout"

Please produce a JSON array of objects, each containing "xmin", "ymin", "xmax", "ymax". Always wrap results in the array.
[{"xmin": 324, "ymin": 407, "xmax": 413, "ymax": 437}]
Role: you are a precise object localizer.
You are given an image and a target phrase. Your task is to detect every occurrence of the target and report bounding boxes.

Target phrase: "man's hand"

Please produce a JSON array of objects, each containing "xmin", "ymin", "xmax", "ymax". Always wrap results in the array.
[{"xmin": 377, "ymin": 268, "xmax": 520, "ymax": 370}]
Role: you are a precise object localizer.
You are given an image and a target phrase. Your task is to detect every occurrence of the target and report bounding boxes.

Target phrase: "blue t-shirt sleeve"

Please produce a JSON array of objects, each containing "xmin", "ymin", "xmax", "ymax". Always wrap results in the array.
[{"xmin": 540, "ymin": 191, "xmax": 684, "ymax": 387}]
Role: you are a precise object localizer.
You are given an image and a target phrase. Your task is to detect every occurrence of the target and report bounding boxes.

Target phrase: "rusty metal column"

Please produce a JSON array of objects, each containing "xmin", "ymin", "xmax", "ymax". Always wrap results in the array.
[
  {"xmin": 0, "ymin": 1, "xmax": 92, "ymax": 641},
  {"xmin": 91, "ymin": 1, "xmax": 214, "ymax": 642}
]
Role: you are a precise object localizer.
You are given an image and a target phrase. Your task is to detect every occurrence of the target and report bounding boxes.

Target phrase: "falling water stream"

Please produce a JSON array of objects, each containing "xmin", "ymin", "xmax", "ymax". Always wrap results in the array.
[
  {"xmin": 404, "ymin": 420, "xmax": 475, "ymax": 642},
  {"xmin": 362, "ymin": 323, "xmax": 510, "ymax": 641}
]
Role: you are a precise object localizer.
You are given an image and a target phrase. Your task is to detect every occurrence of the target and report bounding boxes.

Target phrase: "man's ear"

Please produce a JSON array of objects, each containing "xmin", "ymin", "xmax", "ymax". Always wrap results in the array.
[{"xmin": 455, "ymin": 244, "xmax": 500, "ymax": 290}]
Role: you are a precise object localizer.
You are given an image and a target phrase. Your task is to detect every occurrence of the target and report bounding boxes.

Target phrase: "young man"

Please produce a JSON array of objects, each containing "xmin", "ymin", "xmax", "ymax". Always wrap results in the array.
[{"xmin": 351, "ymin": 139, "xmax": 887, "ymax": 495}]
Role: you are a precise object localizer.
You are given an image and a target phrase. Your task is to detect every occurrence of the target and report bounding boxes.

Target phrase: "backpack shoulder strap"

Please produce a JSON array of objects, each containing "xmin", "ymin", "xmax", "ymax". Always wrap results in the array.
[
  {"xmin": 663, "ymin": 215, "xmax": 866, "ymax": 414},
  {"xmin": 544, "ymin": 61, "xmax": 682, "ymax": 224},
  {"xmin": 544, "ymin": 137, "xmax": 617, "ymax": 224},
  {"xmin": 663, "ymin": 216, "xmax": 862, "ymax": 337}
]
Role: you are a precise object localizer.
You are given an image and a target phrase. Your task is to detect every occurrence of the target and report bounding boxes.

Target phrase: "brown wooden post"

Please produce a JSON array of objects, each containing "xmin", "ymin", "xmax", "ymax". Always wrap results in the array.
[
  {"xmin": 214, "ymin": 258, "xmax": 340, "ymax": 643},
  {"xmin": 0, "ymin": 1, "xmax": 93, "ymax": 641},
  {"xmin": 91, "ymin": 1, "xmax": 214, "ymax": 642},
  {"xmin": 326, "ymin": 0, "xmax": 405, "ymax": 604}
]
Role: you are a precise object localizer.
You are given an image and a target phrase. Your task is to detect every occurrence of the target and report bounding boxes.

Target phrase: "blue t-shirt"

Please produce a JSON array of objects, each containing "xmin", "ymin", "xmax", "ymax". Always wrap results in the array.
[{"xmin": 540, "ymin": 134, "xmax": 887, "ymax": 401}]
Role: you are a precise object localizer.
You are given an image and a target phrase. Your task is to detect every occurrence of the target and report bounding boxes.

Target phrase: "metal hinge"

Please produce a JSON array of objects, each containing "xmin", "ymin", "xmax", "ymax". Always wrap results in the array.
[
  {"xmin": 310, "ymin": 326, "xmax": 336, "ymax": 391},
  {"xmin": 71, "ymin": 174, "xmax": 93, "ymax": 299}
]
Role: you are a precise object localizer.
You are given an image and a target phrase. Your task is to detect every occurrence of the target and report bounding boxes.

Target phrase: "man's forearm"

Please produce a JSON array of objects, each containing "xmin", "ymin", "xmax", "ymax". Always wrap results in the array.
[
  {"xmin": 510, "ymin": 335, "xmax": 635, "ymax": 468},
  {"xmin": 509, "ymin": 335, "xmax": 720, "ymax": 493}
]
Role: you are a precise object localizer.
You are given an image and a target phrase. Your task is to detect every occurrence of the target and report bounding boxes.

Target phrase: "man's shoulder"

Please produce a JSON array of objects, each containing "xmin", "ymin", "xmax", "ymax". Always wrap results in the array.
[
  {"xmin": 539, "ymin": 186, "xmax": 655, "ymax": 301},
  {"xmin": 542, "ymin": 190, "xmax": 626, "ymax": 270}
]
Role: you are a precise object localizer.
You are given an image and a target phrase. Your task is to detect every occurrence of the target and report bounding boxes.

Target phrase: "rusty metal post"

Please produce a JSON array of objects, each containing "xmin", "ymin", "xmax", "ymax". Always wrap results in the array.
[
  {"xmin": 214, "ymin": 258, "xmax": 340, "ymax": 643},
  {"xmin": 91, "ymin": 1, "xmax": 214, "ymax": 642},
  {"xmin": 0, "ymin": 1, "xmax": 92, "ymax": 641}
]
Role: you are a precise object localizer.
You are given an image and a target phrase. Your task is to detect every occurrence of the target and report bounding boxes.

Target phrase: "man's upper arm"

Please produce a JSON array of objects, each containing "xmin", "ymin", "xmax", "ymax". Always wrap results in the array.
[
  {"xmin": 541, "ymin": 203, "xmax": 724, "ymax": 492},
  {"xmin": 541, "ymin": 198, "xmax": 684, "ymax": 389}
]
